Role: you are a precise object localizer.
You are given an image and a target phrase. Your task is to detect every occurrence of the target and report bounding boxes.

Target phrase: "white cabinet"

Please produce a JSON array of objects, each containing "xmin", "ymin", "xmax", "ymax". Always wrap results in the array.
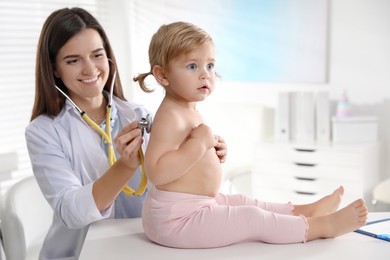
[{"xmin": 252, "ymin": 142, "xmax": 380, "ymax": 209}]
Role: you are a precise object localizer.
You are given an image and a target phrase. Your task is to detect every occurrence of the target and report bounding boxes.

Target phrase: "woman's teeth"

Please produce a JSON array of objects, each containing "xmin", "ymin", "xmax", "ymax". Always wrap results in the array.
[{"xmin": 82, "ymin": 76, "xmax": 98, "ymax": 83}]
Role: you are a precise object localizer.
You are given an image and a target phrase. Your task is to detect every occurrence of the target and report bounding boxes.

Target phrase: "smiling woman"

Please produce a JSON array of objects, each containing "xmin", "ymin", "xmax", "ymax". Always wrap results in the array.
[
  {"xmin": 17, "ymin": 5, "xmax": 152, "ymax": 259},
  {"xmin": 54, "ymin": 28, "xmax": 110, "ymax": 113}
]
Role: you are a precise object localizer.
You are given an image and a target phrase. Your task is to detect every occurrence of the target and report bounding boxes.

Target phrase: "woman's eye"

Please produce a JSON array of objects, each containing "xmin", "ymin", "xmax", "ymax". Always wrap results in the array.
[
  {"xmin": 187, "ymin": 63, "xmax": 197, "ymax": 70},
  {"xmin": 94, "ymin": 53, "xmax": 104, "ymax": 59},
  {"xmin": 66, "ymin": 59, "xmax": 78, "ymax": 65}
]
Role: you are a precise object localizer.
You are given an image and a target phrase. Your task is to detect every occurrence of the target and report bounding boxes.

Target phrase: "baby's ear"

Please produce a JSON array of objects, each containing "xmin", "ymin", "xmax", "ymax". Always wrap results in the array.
[{"xmin": 152, "ymin": 65, "xmax": 169, "ymax": 86}]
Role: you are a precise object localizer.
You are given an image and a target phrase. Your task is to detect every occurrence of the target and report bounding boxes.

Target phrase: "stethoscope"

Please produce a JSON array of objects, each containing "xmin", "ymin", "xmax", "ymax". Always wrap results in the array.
[{"xmin": 54, "ymin": 63, "xmax": 151, "ymax": 196}]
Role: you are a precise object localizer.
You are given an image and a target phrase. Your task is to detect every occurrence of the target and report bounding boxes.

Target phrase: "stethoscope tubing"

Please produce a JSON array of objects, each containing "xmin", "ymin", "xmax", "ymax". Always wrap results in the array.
[{"xmin": 54, "ymin": 62, "xmax": 148, "ymax": 196}]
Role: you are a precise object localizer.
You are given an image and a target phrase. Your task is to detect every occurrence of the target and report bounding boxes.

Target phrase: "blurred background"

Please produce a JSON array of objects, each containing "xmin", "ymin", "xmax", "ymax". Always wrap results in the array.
[{"xmin": 0, "ymin": 0, "xmax": 389, "ymax": 209}]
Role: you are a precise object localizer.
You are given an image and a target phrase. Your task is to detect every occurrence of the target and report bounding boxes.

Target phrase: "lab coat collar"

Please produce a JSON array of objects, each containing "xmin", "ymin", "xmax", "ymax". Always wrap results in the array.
[{"xmin": 56, "ymin": 91, "xmax": 119, "ymax": 127}]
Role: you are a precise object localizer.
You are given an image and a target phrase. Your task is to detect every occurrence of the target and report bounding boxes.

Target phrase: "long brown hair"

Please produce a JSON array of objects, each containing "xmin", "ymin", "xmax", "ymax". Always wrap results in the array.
[{"xmin": 31, "ymin": 7, "xmax": 125, "ymax": 121}]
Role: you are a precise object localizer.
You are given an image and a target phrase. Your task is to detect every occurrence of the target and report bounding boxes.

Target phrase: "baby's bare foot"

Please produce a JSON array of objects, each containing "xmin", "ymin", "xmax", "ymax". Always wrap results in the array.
[
  {"xmin": 307, "ymin": 198, "xmax": 367, "ymax": 241},
  {"xmin": 325, "ymin": 198, "xmax": 367, "ymax": 238},
  {"xmin": 311, "ymin": 186, "xmax": 344, "ymax": 217}
]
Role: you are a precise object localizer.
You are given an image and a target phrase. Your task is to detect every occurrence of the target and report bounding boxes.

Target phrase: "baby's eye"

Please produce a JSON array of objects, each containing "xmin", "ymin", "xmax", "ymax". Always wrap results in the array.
[
  {"xmin": 187, "ymin": 63, "xmax": 197, "ymax": 70},
  {"xmin": 207, "ymin": 63, "xmax": 215, "ymax": 70}
]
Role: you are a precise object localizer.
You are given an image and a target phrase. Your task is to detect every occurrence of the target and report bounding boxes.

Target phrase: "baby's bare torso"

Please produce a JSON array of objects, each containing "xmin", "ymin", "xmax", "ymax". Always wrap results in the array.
[
  {"xmin": 147, "ymin": 101, "xmax": 222, "ymax": 197},
  {"xmin": 158, "ymin": 146, "xmax": 222, "ymax": 197}
]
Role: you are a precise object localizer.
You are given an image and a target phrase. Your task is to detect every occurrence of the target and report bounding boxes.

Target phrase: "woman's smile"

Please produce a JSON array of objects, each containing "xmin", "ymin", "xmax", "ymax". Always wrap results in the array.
[{"xmin": 80, "ymin": 75, "xmax": 99, "ymax": 83}]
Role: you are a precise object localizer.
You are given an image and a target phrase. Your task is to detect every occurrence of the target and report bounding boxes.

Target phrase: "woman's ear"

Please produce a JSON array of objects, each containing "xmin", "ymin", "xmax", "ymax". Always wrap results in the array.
[{"xmin": 152, "ymin": 65, "xmax": 169, "ymax": 86}]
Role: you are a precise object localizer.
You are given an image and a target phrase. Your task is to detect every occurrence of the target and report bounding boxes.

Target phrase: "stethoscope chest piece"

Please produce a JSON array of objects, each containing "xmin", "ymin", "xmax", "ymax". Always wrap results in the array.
[{"xmin": 138, "ymin": 114, "xmax": 152, "ymax": 136}]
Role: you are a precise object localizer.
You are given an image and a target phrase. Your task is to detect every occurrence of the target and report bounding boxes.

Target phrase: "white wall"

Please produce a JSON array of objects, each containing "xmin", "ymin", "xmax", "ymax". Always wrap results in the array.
[
  {"xmin": 212, "ymin": 0, "xmax": 390, "ymax": 179},
  {"xmin": 107, "ymin": 0, "xmax": 390, "ymax": 180}
]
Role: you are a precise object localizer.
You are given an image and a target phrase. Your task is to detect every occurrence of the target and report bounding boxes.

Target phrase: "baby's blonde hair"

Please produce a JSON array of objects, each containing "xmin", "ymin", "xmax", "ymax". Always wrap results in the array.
[{"xmin": 133, "ymin": 21, "xmax": 213, "ymax": 92}]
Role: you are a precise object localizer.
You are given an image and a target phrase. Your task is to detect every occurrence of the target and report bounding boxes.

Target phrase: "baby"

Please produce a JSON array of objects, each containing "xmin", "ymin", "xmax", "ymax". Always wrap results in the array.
[{"xmin": 134, "ymin": 21, "xmax": 368, "ymax": 248}]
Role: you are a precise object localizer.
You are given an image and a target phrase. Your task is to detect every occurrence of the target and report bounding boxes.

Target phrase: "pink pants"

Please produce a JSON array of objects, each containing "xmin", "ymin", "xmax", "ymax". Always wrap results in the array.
[{"xmin": 142, "ymin": 186, "xmax": 308, "ymax": 248}]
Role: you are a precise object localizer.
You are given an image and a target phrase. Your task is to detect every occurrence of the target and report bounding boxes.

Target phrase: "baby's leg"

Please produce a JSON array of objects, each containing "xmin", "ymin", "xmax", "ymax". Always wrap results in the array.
[
  {"xmin": 215, "ymin": 193, "xmax": 294, "ymax": 215},
  {"xmin": 306, "ymin": 198, "xmax": 367, "ymax": 241},
  {"xmin": 143, "ymin": 188, "xmax": 305, "ymax": 248},
  {"xmin": 293, "ymin": 186, "xmax": 344, "ymax": 217},
  {"xmin": 158, "ymin": 204, "xmax": 308, "ymax": 248}
]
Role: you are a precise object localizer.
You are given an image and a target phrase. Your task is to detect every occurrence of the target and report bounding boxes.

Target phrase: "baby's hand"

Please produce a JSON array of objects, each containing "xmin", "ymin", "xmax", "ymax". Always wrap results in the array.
[
  {"xmin": 214, "ymin": 135, "xmax": 227, "ymax": 163},
  {"xmin": 190, "ymin": 123, "xmax": 217, "ymax": 149}
]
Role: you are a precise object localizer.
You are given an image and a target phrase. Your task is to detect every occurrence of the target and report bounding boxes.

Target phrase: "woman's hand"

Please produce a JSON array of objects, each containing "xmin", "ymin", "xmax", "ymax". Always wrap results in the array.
[
  {"xmin": 114, "ymin": 121, "xmax": 143, "ymax": 170},
  {"xmin": 214, "ymin": 135, "xmax": 227, "ymax": 163}
]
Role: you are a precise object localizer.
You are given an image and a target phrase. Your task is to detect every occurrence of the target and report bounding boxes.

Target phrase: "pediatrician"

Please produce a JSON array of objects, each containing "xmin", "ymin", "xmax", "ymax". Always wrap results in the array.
[{"xmin": 25, "ymin": 7, "xmax": 152, "ymax": 259}]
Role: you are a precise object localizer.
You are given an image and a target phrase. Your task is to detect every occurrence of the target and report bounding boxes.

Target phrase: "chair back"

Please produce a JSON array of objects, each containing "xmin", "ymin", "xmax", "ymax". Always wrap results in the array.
[
  {"xmin": 373, "ymin": 178, "xmax": 390, "ymax": 204},
  {"xmin": 0, "ymin": 176, "xmax": 53, "ymax": 260}
]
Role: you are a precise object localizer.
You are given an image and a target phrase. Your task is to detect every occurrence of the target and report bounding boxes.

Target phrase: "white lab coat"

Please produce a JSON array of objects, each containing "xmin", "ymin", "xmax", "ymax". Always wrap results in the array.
[{"xmin": 25, "ymin": 95, "xmax": 151, "ymax": 259}]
